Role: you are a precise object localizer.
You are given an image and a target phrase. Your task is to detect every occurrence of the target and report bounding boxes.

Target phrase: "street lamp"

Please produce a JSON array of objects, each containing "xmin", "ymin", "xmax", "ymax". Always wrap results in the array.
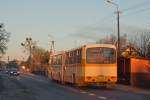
[
  {"xmin": 48, "ymin": 35, "xmax": 55, "ymax": 54},
  {"xmin": 107, "ymin": 0, "xmax": 121, "ymax": 55},
  {"xmin": 48, "ymin": 35, "xmax": 53, "ymax": 41}
]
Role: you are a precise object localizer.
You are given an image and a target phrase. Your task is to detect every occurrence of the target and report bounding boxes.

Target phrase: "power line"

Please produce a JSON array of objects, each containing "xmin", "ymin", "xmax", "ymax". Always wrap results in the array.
[
  {"xmin": 55, "ymin": 7, "xmax": 150, "ymax": 51},
  {"xmin": 53, "ymin": 19, "xmax": 117, "ymax": 48},
  {"xmin": 56, "ymin": 7, "xmax": 150, "ymax": 45},
  {"xmin": 17, "ymin": 8, "xmax": 150, "ymax": 51},
  {"xmin": 7, "ymin": 1, "xmax": 149, "ymax": 52},
  {"xmin": 55, "ymin": 0, "xmax": 150, "ymax": 44},
  {"xmin": 121, "ymin": 7, "xmax": 150, "ymax": 18},
  {"xmin": 121, "ymin": 0, "xmax": 150, "ymax": 12},
  {"xmin": 54, "ymin": 13, "xmax": 116, "ymax": 42}
]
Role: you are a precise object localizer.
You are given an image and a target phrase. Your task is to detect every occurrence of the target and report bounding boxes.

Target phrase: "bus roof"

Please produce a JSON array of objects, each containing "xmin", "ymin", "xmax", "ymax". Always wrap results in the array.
[
  {"xmin": 50, "ymin": 44, "xmax": 116, "ymax": 56},
  {"xmin": 65, "ymin": 44, "xmax": 116, "ymax": 51}
]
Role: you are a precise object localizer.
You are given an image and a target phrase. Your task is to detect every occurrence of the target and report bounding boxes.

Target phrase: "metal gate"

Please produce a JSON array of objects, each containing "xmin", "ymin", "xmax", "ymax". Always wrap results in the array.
[{"xmin": 117, "ymin": 58, "xmax": 131, "ymax": 85}]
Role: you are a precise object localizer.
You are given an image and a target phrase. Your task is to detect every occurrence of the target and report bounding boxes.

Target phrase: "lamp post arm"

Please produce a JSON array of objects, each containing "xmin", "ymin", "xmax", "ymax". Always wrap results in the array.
[
  {"xmin": 48, "ymin": 35, "xmax": 53, "ymax": 41},
  {"xmin": 109, "ymin": 1, "xmax": 118, "ymax": 11}
]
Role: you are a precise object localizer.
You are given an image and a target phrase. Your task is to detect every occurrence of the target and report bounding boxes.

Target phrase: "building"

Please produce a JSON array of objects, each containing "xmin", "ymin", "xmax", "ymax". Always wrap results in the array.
[{"xmin": 117, "ymin": 46, "xmax": 150, "ymax": 89}]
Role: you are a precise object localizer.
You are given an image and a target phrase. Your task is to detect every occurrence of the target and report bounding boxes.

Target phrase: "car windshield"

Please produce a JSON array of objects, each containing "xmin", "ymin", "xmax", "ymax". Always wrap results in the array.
[{"xmin": 11, "ymin": 69, "xmax": 18, "ymax": 71}]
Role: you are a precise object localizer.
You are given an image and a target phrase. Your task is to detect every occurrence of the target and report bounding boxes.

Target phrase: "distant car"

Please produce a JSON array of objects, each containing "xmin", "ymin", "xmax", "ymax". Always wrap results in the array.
[
  {"xmin": 6, "ymin": 69, "xmax": 11, "ymax": 74},
  {"xmin": 10, "ymin": 69, "xmax": 20, "ymax": 76}
]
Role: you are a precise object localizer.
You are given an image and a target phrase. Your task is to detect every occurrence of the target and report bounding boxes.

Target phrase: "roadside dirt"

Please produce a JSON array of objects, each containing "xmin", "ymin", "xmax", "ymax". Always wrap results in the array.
[
  {"xmin": 108, "ymin": 83, "xmax": 150, "ymax": 94},
  {"xmin": 0, "ymin": 74, "xmax": 35, "ymax": 100}
]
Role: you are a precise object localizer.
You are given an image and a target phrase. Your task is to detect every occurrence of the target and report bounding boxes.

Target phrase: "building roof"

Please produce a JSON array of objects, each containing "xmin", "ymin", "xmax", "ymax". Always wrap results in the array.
[{"xmin": 119, "ymin": 46, "xmax": 142, "ymax": 58}]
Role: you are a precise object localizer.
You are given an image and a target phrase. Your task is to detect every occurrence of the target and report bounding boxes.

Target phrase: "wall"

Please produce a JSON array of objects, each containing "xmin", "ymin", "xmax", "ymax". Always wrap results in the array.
[{"xmin": 130, "ymin": 58, "xmax": 150, "ymax": 89}]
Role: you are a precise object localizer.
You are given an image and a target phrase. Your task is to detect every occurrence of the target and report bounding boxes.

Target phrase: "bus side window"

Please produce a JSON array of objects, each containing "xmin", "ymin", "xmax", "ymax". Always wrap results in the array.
[
  {"xmin": 59, "ymin": 54, "xmax": 62, "ymax": 65},
  {"xmin": 56, "ymin": 55, "xmax": 59, "ymax": 65},
  {"xmin": 69, "ymin": 51, "xmax": 73, "ymax": 64},
  {"xmin": 54, "ymin": 56, "xmax": 57, "ymax": 65},
  {"xmin": 74, "ymin": 50, "xmax": 77, "ymax": 64},
  {"xmin": 65, "ymin": 52, "xmax": 69, "ymax": 65},
  {"xmin": 77, "ymin": 49, "xmax": 82, "ymax": 63}
]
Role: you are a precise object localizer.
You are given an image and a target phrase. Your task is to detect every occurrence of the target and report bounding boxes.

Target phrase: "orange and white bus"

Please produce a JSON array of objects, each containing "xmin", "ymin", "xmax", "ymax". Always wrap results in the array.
[{"xmin": 49, "ymin": 44, "xmax": 117, "ymax": 87}]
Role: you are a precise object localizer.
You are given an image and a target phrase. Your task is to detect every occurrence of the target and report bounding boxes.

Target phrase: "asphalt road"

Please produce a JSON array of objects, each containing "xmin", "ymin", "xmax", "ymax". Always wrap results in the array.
[{"xmin": 0, "ymin": 71, "xmax": 150, "ymax": 100}]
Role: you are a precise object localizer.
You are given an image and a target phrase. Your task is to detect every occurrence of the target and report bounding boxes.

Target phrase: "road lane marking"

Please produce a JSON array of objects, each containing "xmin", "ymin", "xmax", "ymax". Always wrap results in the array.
[
  {"xmin": 57, "ymin": 85, "xmax": 79, "ymax": 92},
  {"xmin": 80, "ymin": 91, "xmax": 87, "ymax": 93},
  {"xmin": 20, "ymin": 74, "xmax": 110, "ymax": 100},
  {"xmin": 21, "ymin": 75, "xmax": 49, "ymax": 83},
  {"xmin": 98, "ymin": 96, "xmax": 107, "ymax": 99},
  {"xmin": 88, "ymin": 93, "xmax": 95, "ymax": 96}
]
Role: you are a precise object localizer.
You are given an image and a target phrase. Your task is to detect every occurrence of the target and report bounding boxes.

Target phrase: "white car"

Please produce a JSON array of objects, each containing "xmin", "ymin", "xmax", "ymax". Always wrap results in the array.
[{"xmin": 10, "ymin": 69, "xmax": 20, "ymax": 76}]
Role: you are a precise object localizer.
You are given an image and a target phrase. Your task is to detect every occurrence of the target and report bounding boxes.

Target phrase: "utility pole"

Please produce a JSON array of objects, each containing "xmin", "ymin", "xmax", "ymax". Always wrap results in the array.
[
  {"xmin": 107, "ymin": 0, "xmax": 121, "ymax": 55},
  {"xmin": 51, "ymin": 40, "xmax": 55, "ymax": 54},
  {"xmin": 48, "ymin": 35, "xmax": 55, "ymax": 55},
  {"xmin": 8, "ymin": 56, "xmax": 10, "ymax": 69},
  {"xmin": 8, "ymin": 56, "xmax": 9, "ymax": 63}
]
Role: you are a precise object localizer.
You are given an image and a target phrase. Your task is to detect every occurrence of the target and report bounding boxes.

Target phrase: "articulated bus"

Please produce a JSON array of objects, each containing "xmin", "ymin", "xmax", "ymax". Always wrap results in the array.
[{"xmin": 49, "ymin": 44, "xmax": 117, "ymax": 87}]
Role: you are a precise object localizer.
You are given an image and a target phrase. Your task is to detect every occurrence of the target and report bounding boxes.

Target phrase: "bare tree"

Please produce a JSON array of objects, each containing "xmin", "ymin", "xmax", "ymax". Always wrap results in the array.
[
  {"xmin": 109, "ymin": 34, "xmax": 117, "ymax": 45},
  {"xmin": 21, "ymin": 38, "xmax": 38, "ymax": 58},
  {"xmin": 120, "ymin": 36, "xmax": 127, "ymax": 48},
  {"xmin": 31, "ymin": 46, "xmax": 49, "ymax": 71},
  {"xmin": 21, "ymin": 38, "xmax": 39, "ymax": 70},
  {"xmin": 96, "ymin": 34, "xmax": 116, "ymax": 45},
  {"xmin": 127, "ymin": 31, "xmax": 150, "ymax": 57},
  {"xmin": 96, "ymin": 33, "xmax": 125, "ymax": 47},
  {"xmin": 40, "ymin": 50, "xmax": 49, "ymax": 64},
  {"xmin": 32, "ymin": 46, "xmax": 46, "ymax": 64},
  {"xmin": 21, "ymin": 39, "xmax": 49, "ymax": 71},
  {"xmin": 0, "ymin": 23, "xmax": 10, "ymax": 55}
]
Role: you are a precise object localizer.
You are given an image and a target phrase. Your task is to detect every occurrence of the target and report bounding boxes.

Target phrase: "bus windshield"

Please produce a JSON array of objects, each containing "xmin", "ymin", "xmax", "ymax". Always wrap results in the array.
[{"xmin": 86, "ymin": 47, "xmax": 116, "ymax": 64}]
